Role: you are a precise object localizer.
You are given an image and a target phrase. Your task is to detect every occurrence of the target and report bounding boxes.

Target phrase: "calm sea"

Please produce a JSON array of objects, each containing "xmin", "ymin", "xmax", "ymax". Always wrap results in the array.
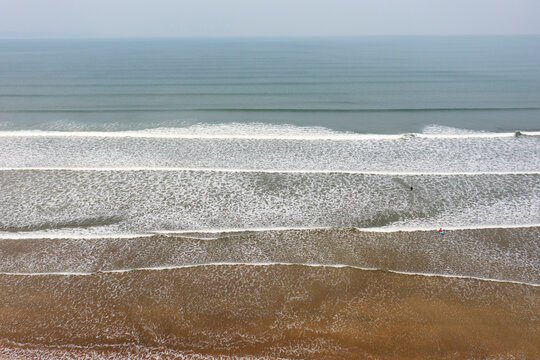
[{"xmin": 1, "ymin": 36, "xmax": 539, "ymax": 132}]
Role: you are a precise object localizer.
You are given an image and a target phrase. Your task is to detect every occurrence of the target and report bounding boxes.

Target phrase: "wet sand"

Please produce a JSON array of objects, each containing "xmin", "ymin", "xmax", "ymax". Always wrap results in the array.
[{"xmin": 1, "ymin": 264, "xmax": 538, "ymax": 359}]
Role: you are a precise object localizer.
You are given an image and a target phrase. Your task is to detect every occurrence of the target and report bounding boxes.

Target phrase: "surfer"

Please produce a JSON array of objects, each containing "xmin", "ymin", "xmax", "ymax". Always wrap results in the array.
[{"xmin": 438, "ymin": 228, "xmax": 445, "ymax": 235}]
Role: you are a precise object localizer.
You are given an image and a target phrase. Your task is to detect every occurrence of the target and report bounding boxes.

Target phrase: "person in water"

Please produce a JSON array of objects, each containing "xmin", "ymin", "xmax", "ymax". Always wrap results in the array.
[{"xmin": 410, "ymin": 186, "xmax": 413, "ymax": 191}]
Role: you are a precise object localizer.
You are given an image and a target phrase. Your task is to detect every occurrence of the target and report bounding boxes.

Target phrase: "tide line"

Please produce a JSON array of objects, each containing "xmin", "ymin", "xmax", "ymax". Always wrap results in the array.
[
  {"xmin": 0, "ymin": 167, "xmax": 538, "ymax": 176},
  {"xmin": 1, "ymin": 262, "xmax": 538, "ymax": 288}
]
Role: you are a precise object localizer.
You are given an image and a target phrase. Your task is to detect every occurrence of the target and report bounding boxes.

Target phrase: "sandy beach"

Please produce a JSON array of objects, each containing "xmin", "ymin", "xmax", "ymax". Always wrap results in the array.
[{"xmin": 1, "ymin": 264, "xmax": 538, "ymax": 359}]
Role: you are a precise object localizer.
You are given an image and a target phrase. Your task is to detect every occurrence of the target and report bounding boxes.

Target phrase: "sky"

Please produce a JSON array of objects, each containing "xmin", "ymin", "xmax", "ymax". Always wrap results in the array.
[{"xmin": 1, "ymin": 0, "xmax": 539, "ymax": 38}]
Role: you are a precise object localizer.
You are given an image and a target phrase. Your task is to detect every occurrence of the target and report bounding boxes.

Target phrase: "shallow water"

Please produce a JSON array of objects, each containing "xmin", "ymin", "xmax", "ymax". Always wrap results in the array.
[{"xmin": 1, "ymin": 227, "xmax": 539, "ymax": 285}]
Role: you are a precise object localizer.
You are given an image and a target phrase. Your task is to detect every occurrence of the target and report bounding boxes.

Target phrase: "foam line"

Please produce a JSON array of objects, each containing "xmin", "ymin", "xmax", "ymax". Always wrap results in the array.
[
  {"xmin": 0, "ymin": 130, "xmax": 538, "ymax": 140},
  {"xmin": 355, "ymin": 223, "xmax": 540, "ymax": 232},
  {"xmin": 1, "ymin": 262, "xmax": 538, "ymax": 288},
  {"xmin": 0, "ymin": 167, "xmax": 538, "ymax": 176},
  {"xmin": 0, "ymin": 224, "xmax": 538, "ymax": 240},
  {"xmin": 153, "ymin": 226, "xmax": 335, "ymax": 235},
  {"xmin": 152, "ymin": 224, "xmax": 540, "ymax": 235}
]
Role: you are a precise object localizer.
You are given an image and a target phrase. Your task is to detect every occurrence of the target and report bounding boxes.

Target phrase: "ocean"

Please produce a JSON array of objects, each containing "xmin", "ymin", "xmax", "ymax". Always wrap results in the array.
[{"xmin": 0, "ymin": 36, "xmax": 539, "ymax": 359}]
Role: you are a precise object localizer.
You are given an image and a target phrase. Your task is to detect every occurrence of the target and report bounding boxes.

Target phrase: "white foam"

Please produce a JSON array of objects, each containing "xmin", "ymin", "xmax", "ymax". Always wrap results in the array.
[
  {"xmin": 2, "ymin": 123, "xmax": 537, "ymax": 173},
  {"xmin": 355, "ymin": 223, "xmax": 540, "ymax": 233},
  {"xmin": 1, "ymin": 262, "xmax": 538, "ymax": 287},
  {"xmin": 153, "ymin": 226, "xmax": 335, "ymax": 235},
  {"xmin": 0, "ymin": 124, "xmax": 537, "ymax": 140},
  {"xmin": 1, "ymin": 167, "xmax": 538, "ymax": 176},
  {"xmin": 0, "ymin": 224, "xmax": 537, "ymax": 240},
  {"xmin": 1, "ymin": 168, "xmax": 537, "ymax": 239},
  {"xmin": 421, "ymin": 124, "xmax": 482, "ymax": 135},
  {"xmin": 0, "ymin": 227, "xmax": 334, "ymax": 239},
  {"xmin": 153, "ymin": 224, "xmax": 540, "ymax": 235},
  {"xmin": 0, "ymin": 232, "xmax": 156, "ymax": 240}
]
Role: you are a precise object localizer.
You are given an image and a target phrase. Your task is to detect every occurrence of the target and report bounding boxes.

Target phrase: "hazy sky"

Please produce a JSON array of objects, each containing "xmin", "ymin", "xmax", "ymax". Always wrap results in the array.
[{"xmin": 1, "ymin": 0, "xmax": 539, "ymax": 38}]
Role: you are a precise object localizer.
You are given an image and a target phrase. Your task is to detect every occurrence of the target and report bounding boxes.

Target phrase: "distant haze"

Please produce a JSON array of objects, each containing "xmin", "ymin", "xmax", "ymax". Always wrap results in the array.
[{"xmin": 0, "ymin": 0, "xmax": 539, "ymax": 38}]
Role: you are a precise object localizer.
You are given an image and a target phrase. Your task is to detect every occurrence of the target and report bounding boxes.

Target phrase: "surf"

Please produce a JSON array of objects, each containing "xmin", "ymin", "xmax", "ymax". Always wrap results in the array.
[{"xmin": 0, "ymin": 126, "xmax": 538, "ymax": 140}]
